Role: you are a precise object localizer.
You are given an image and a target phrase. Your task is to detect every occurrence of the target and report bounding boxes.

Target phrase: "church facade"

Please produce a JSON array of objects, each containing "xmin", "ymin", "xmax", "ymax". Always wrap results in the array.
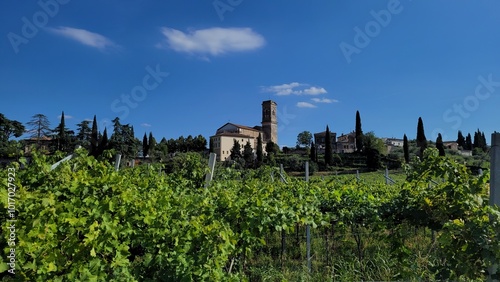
[{"xmin": 210, "ymin": 100, "xmax": 278, "ymax": 161}]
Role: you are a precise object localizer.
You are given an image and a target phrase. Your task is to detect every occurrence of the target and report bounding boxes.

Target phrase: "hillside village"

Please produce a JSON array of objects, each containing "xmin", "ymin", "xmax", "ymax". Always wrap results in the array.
[{"xmin": 0, "ymin": 100, "xmax": 489, "ymax": 171}]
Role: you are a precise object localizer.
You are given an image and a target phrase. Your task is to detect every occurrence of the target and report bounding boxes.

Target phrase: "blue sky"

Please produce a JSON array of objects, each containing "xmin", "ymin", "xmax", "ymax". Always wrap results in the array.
[{"xmin": 1, "ymin": 0, "xmax": 500, "ymax": 148}]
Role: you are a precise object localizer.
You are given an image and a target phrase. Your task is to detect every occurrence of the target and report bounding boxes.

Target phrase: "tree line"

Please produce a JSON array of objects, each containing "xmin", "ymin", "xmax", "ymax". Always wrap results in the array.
[
  {"xmin": 224, "ymin": 133, "xmax": 280, "ymax": 169},
  {"xmin": 293, "ymin": 111, "xmax": 490, "ymax": 171},
  {"xmin": 0, "ymin": 112, "xmax": 207, "ymax": 162}
]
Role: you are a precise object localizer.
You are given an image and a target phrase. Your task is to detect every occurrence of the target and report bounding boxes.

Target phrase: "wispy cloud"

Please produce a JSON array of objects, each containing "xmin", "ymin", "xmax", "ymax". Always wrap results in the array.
[
  {"xmin": 312, "ymin": 98, "xmax": 338, "ymax": 103},
  {"xmin": 49, "ymin": 26, "xmax": 119, "ymax": 51},
  {"xmin": 157, "ymin": 27, "xmax": 265, "ymax": 56},
  {"xmin": 304, "ymin": 87, "xmax": 327, "ymax": 95},
  {"xmin": 141, "ymin": 123, "xmax": 152, "ymax": 127},
  {"xmin": 262, "ymin": 82, "xmax": 304, "ymax": 96},
  {"xmin": 297, "ymin": 102, "xmax": 316, "ymax": 108},
  {"xmin": 262, "ymin": 82, "xmax": 328, "ymax": 96}
]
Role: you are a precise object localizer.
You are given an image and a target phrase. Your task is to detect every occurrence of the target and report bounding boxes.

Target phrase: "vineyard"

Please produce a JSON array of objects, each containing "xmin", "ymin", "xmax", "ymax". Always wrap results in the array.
[{"xmin": 1, "ymin": 148, "xmax": 500, "ymax": 281}]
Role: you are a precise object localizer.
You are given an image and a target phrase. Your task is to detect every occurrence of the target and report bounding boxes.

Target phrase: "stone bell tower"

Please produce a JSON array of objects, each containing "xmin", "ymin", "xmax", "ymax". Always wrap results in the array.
[{"xmin": 261, "ymin": 100, "xmax": 278, "ymax": 145}]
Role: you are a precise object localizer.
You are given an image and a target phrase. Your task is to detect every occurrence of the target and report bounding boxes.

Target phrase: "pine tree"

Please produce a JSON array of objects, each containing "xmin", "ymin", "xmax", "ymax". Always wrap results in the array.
[
  {"xmin": 355, "ymin": 111, "xmax": 363, "ymax": 152},
  {"xmin": 256, "ymin": 133, "xmax": 263, "ymax": 164},
  {"xmin": 26, "ymin": 114, "xmax": 51, "ymax": 149},
  {"xmin": 90, "ymin": 115, "xmax": 98, "ymax": 156},
  {"xmin": 403, "ymin": 134, "xmax": 409, "ymax": 163},
  {"xmin": 76, "ymin": 120, "xmax": 92, "ymax": 149},
  {"xmin": 416, "ymin": 117, "xmax": 427, "ymax": 158},
  {"xmin": 436, "ymin": 133, "xmax": 445, "ymax": 156},
  {"xmin": 142, "ymin": 133, "xmax": 149, "ymax": 157},
  {"xmin": 325, "ymin": 125, "xmax": 332, "ymax": 166}
]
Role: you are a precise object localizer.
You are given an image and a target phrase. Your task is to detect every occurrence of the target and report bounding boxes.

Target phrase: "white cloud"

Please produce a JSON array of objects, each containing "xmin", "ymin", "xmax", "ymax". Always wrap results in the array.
[
  {"xmin": 297, "ymin": 102, "xmax": 316, "ymax": 108},
  {"xmin": 141, "ymin": 123, "xmax": 152, "ymax": 127},
  {"xmin": 158, "ymin": 27, "xmax": 265, "ymax": 56},
  {"xmin": 49, "ymin": 26, "xmax": 118, "ymax": 51},
  {"xmin": 304, "ymin": 87, "xmax": 327, "ymax": 95},
  {"xmin": 312, "ymin": 98, "xmax": 338, "ymax": 103},
  {"xmin": 262, "ymin": 82, "xmax": 328, "ymax": 96},
  {"xmin": 262, "ymin": 82, "xmax": 304, "ymax": 96}
]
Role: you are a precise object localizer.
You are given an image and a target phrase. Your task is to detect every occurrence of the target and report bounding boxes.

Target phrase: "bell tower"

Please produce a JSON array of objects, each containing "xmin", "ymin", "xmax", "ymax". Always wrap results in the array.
[{"xmin": 261, "ymin": 100, "xmax": 278, "ymax": 144}]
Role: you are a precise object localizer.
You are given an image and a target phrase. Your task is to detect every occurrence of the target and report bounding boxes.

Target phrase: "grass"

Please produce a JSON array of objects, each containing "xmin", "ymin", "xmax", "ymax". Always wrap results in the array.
[
  {"xmin": 304, "ymin": 169, "xmax": 408, "ymax": 185},
  {"xmin": 242, "ymin": 225, "xmax": 439, "ymax": 281}
]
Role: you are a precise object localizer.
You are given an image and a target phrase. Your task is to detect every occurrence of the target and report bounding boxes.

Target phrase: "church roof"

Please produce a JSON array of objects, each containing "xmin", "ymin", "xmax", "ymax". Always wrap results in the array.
[
  {"xmin": 216, "ymin": 122, "xmax": 261, "ymax": 133},
  {"xmin": 211, "ymin": 132, "xmax": 257, "ymax": 138}
]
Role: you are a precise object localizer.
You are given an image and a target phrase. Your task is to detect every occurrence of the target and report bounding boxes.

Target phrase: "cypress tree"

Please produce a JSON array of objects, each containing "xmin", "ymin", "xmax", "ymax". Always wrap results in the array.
[
  {"xmin": 143, "ymin": 133, "xmax": 149, "ymax": 157},
  {"xmin": 325, "ymin": 125, "xmax": 332, "ymax": 166},
  {"xmin": 416, "ymin": 117, "xmax": 427, "ymax": 158},
  {"xmin": 149, "ymin": 132, "xmax": 156, "ymax": 156},
  {"xmin": 90, "ymin": 115, "xmax": 98, "ymax": 156},
  {"xmin": 256, "ymin": 133, "xmax": 263, "ymax": 164},
  {"xmin": 230, "ymin": 140, "xmax": 241, "ymax": 160},
  {"xmin": 243, "ymin": 141, "xmax": 254, "ymax": 166},
  {"xmin": 481, "ymin": 132, "xmax": 487, "ymax": 151},
  {"xmin": 310, "ymin": 141, "xmax": 317, "ymax": 162},
  {"xmin": 457, "ymin": 130, "xmax": 465, "ymax": 149},
  {"xmin": 97, "ymin": 128, "xmax": 108, "ymax": 156},
  {"xmin": 355, "ymin": 111, "xmax": 363, "ymax": 152},
  {"xmin": 58, "ymin": 111, "xmax": 66, "ymax": 151},
  {"xmin": 209, "ymin": 138, "xmax": 214, "ymax": 153},
  {"xmin": 436, "ymin": 133, "xmax": 445, "ymax": 156},
  {"xmin": 473, "ymin": 130, "xmax": 480, "ymax": 149},
  {"xmin": 403, "ymin": 134, "xmax": 409, "ymax": 163},
  {"xmin": 465, "ymin": 133, "xmax": 472, "ymax": 150}
]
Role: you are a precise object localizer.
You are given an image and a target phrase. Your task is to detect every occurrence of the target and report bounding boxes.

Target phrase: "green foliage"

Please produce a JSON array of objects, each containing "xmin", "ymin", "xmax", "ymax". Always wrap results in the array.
[
  {"xmin": 0, "ymin": 114, "xmax": 25, "ymax": 144},
  {"xmin": 230, "ymin": 140, "xmax": 241, "ymax": 161},
  {"xmin": 386, "ymin": 148, "xmax": 499, "ymax": 279},
  {"xmin": 296, "ymin": 131, "xmax": 312, "ymax": 148},
  {"xmin": 0, "ymin": 147, "xmax": 497, "ymax": 281}
]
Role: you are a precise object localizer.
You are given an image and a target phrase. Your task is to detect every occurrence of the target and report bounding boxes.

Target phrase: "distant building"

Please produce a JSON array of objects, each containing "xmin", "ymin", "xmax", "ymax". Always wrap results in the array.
[
  {"xmin": 336, "ymin": 131, "xmax": 356, "ymax": 153},
  {"xmin": 443, "ymin": 141, "xmax": 459, "ymax": 151},
  {"xmin": 24, "ymin": 136, "xmax": 52, "ymax": 154},
  {"xmin": 314, "ymin": 131, "xmax": 336, "ymax": 152},
  {"xmin": 210, "ymin": 100, "xmax": 278, "ymax": 161},
  {"xmin": 383, "ymin": 138, "xmax": 404, "ymax": 153},
  {"xmin": 384, "ymin": 138, "xmax": 404, "ymax": 147}
]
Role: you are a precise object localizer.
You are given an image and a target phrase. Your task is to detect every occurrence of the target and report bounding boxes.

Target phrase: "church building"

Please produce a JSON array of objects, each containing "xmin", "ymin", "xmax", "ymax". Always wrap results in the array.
[{"xmin": 210, "ymin": 100, "xmax": 278, "ymax": 161}]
